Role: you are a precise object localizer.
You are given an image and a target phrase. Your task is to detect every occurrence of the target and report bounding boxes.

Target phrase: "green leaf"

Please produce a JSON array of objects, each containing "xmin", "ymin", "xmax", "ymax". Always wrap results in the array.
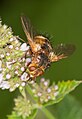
[
  {"xmin": 56, "ymin": 95, "xmax": 82, "ymax": 119},
  {"xmin": 8, "ymin": 112, "xmax": 22, "ymax": 119},
  {"xmin": 28, "ymin": 109, "xmax": 38, "ymax": 119},
  {"xmin": 44, "ymin": 80, "xmax": 82, "ymax": 106},
  {"xmin": 8, "ymin": 109, "xmax": 37, "ymax": 119}
]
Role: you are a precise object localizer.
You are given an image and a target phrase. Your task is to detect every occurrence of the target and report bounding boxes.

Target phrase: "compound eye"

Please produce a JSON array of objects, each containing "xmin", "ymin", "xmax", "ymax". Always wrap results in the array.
[{"xmin": 29, "ymin": 66, "xmax": 36, "ymax": 71}]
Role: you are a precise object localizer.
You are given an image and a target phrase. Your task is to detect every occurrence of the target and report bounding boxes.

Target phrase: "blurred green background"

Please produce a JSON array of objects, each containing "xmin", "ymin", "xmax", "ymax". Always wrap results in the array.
[{"xmin": 0, "ymin": 0, "xmax": 82, "ymax": 119}]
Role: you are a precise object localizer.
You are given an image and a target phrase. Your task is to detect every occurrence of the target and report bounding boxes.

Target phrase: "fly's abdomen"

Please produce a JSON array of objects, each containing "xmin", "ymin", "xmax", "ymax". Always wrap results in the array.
[{"xmin": 28, "ymin": 52, "xmax": 50, "ymax": 79}]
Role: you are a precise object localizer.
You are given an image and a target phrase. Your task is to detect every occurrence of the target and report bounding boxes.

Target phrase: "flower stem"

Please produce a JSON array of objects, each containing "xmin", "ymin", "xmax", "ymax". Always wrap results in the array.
[
  {"xmin": 25, "ymin": 84, "xmax": 37, "ymax": 101},
  {"xmin": 19, "ymin": 84, "xmax": 56, "ymax": 119},
  {"xmin": 25, "ymin": 85, "xmax": 56, "ymax": 119},
  {"xmin": 41, "ymin": 106, "xmax": 56, "ymax": 119}
]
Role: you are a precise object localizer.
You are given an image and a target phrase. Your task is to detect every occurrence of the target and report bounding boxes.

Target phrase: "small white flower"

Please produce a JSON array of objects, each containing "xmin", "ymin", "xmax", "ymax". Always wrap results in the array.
[
  {"xmin": 6, "ymin": 74, "xmax": 11, "ymax": 79},
  {"xmin": 21, "ymin": 82, "xmax": 26, "ymax": 86},
  {"xmin": 10, "ymin": 37, "xmax": 14, "ymax": 42},
  {"xmin": 26, "ymin": 58, "xmax": 31, "ymax": 63},
  {"xmin": 45, "ymin": 98, "xmax": 48, "ymax": 102},
  {"xmin": 15, "ymin": 39, "xmax": 19, "ymax": 44},
  {"xmin": 6, "ymin": 53, "xmax": 10, "ymax": 56},
  {"xmin": 9, "ymin": 88, "xmax": 15, "ymax": 92},
  {"xmin": 6, "ymin": 62, "xmax": 11, "ymax": 69},
  {"xmin": 12, "ymin": 60, "xmax": 16, "ymax": 63},
  {"xmin": 40, "ymin": 78, "xmax": 45, "ymax": 82},
  {"xmin": 47, "ymin": 88, "xmax": 51, "ymax": 93},
  {"xmin": 37, "ymin": 92, "xmax": 42, "ymax": 97},
  {"xmin": 20, "ymin": 43, "xmax": 29, "ymax": 51},
  {"xmin": 8, "ymin": 31, "xmax": 11, "ymax": 35},
  {"xmin": 0, "ymin": 60, "xmax": 2, "ymax": 68},
  {"xmin": 22, "ymin": 58, "xmax": 25, "ymax": 62},
  {"xmin": 3, "ymin": 24, "xmax": 7, "ymax": 29},
  {"xmin": 44, "ymin": 81, "xmax": 48, "ymax": 86},
  {"xmin": 25, "ymin": 58, "xmax": 31, "ymax": 66},
  {"xmin": 0, "ymin": 73, "xmax": 3, "ymax": 83},
  {"xmin": 15, "ymin": 47, "xmax": 19, "ymax": 50},
  {"xmin": 15, "ymin": 66, "xmax": 19, "ymax": 69},
  {"xmin": 26, "ymin": 51, "xmax": 31, "ymax": 56},
  {"xmin": 9, "ymin": 45, "xmax": 13, "ymax": 49},
  {"xmin": 15, "ymin": 83, "xmax": 20, "ymax": 87},
  {"xmin": 30, "ymin": 80, "xmax": 34, "ymax": 84},
  {"xmin": 0, "ymin": 68, "xmax": 2, "ymax": 72},
  {"xmin": 15, "ymin": 70, "xmax": 19, "ymax": 74},
  {"xmin": 20, "ymin": 72, "xmax": 28, "ymax": 81},
  {"xmin": 0, "ymin": 81, "xmax": 10, "ymax": 89},
  {"xmin": 54, "ymin": 85, "xmax": 58, "ymax": 90},
  {"xmin": 21, "ymin": 67, "xmax": 25, "ymax": 71},
  {"xmin": 0, "ymin": 54, "xmax": 4, "ymax": 58},
  {"xmin": 47, "ymin": 96, "xmax": 51, "ymax": 100},
  {"xmin": 54, "ymin": 91, "xmax": 59, "ymax": 97}
]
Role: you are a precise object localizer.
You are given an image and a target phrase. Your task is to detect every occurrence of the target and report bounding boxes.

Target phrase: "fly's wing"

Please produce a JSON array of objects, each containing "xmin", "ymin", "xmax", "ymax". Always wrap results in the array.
[
  {"xmin": 21, "ymin": 15, "xmax": 37, "ymax": 50},
  {"xmin": 51, "ymin": 44, "xmax": 76, "ymax": 62},
  {"xmin": 21, "ymin": 15, "xmax": 34, "ymax": 39}
]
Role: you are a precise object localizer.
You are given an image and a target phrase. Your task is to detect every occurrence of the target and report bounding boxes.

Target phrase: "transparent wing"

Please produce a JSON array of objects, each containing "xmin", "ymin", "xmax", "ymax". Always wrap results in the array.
[
  {"xmin": 21, "ymin": 15, "xmax": 34, "ymax": 39},
  {"xmin": 50, "ymin": 43, "xmax": 76, "ymax": 62},
  {"xmin": 21, "ymin": 15, "xmax": 38, "ymax": 51},
  {"xmin": 54, "ymin": 43, "xmax": 76, "ymax": 59}
]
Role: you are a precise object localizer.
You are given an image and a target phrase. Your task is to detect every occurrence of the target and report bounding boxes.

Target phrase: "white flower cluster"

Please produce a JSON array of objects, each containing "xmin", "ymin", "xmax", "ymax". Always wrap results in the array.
[
  {"xmin": 32, "ymin": 78, "xmax": 59, "ymax": 104},
  {"xmin": 12, "ymin": 78, "xmax": 59, "ymax": 118},
  {"xmin": 0, "ymin": 20, "xmax": 32, "ymax": 91},
  {"xmin": 14, "ymin": 96, "xmax": 32, "ymax": 118}
]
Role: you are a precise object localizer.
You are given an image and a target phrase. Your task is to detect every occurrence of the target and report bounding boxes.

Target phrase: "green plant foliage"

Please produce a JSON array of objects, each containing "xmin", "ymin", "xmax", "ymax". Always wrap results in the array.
[
  {"xmin": 8, "ymin": 80, "xmax": 81, "ymax": 119},
  {"xmin": 33, "ymin": 80, "xmax": 82, "ymax": 106},
  {"xmin": 56, "ymin": 95, "xmax": 82, "ymax": 119},
  {"xmin": 8, "ymin": 109, "xmax": 37, "ymax": 119}
]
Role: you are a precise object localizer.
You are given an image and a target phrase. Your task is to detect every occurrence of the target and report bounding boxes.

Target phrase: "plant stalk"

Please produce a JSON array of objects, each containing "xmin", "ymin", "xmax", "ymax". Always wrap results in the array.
[{"xmin": 41, "ymin": 106, "xmax": 56, "ymax": 119}]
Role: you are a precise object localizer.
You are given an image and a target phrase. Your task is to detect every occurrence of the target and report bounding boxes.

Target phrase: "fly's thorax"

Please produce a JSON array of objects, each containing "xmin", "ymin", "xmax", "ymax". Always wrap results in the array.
[
  {"xmin": 34, "ymin": 36, "xmax": 46, "ymax": 44},
  {"xmin": 33, "ymin": 35, "xmax": 52, "ymax": 53}
]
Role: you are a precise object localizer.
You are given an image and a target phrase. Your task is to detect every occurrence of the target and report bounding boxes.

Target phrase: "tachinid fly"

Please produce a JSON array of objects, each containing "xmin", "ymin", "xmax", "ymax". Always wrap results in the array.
[{"xmin": 21, "ymin": 15, "xmax": 75, "ymax": 80}]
